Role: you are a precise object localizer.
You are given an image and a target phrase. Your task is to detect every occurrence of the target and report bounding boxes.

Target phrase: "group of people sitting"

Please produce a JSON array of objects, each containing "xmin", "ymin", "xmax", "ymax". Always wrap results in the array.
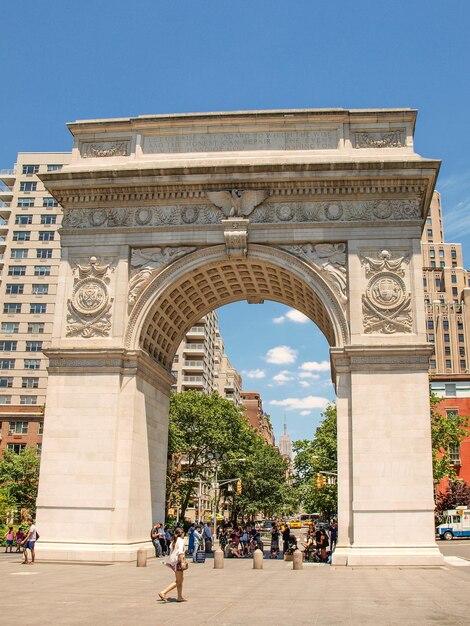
[
  {"xmin": 219, "ymin": 524, "xmax": 264, "ymax": 558},
  {"xmin": 300, "ymin": 521, "xmax": 338, "ymax": 563}
]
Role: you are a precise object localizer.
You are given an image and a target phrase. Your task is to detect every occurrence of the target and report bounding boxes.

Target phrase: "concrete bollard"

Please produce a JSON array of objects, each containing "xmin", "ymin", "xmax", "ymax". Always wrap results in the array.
[
  {"xmin": 293, "ymin": 550, "xmax": 303, "ymax": 570},
  {"xmin": 253, "ymin": 548, "xmax": 263, "ymax": 570},
  {"xmin": 213, "ymin": 548, "xmax": 224, "ymax": 569},
  {"xmin": 136, "ymin": 547, "xmax": 147, "ymax": 567}
]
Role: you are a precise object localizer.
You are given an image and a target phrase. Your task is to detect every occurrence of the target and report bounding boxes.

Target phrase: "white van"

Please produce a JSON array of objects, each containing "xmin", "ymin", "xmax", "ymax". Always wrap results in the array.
[{"xmin": 436, "ymin": 507, "xmax": 470, "ymax": 540}]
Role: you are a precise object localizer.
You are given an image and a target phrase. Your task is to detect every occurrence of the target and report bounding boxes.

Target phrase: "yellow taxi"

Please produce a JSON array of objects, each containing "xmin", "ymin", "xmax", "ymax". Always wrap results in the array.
[{"xmin": 289, "ymin": 519, "xmax": 302, "ymax": 529}]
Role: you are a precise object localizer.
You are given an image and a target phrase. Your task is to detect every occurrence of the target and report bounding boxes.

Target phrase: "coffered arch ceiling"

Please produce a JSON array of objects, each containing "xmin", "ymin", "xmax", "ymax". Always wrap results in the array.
[{"xmin": 126, "ymin": 245, "xmax": 348, "ymax": 371}]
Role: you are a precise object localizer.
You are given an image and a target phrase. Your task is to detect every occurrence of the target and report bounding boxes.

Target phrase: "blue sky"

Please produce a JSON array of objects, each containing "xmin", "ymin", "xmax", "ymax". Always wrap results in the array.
[{"xmin": 2, "ymin": 1, "xmax": 470, "ymax": 441}]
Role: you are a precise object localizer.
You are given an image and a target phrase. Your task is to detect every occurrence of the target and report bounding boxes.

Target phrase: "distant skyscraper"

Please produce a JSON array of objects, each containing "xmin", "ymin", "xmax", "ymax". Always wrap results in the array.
[{"xmin": 278, "ymin": 415, "xmax": 293, "ymax": 461}]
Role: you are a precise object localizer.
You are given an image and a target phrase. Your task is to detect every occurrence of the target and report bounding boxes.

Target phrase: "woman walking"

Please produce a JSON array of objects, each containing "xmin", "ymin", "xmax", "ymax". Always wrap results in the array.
[{"xmin": 159, "ymin": 528, "xmax": 187, "ymax": 603}]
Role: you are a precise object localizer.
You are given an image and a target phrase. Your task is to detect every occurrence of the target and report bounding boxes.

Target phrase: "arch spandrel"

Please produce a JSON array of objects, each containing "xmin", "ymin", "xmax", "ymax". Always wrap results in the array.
[{"xmin": 125, "ymin": 244, "xmax": 349, "ymax": 370}]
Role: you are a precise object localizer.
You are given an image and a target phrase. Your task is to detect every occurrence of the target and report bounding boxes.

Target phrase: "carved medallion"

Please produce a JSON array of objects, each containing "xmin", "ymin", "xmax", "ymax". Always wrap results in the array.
[
  {"xmin": 325, "ymin": 203, "xmax": 343, "ymax": 220},
  {"xmin": 135, "ymin": 208, "xmax": 153, "ymax": 225},
  {"xmin": 71, "ymin": 278, "xmax": 109, "ymax": 317},
  {"xmin": 181, "ymin": 206, "xmax": 200, "ymax": 224},
  {"xmin": 276, "ymin": 204, "xmax": 294, "ymax": 221}
]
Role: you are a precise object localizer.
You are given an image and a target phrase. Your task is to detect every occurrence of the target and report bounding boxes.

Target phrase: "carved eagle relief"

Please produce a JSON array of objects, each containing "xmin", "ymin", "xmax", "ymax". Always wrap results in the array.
[{"xmin": 206, "ymin": 189, "xmax": 268, "ymax": 218}]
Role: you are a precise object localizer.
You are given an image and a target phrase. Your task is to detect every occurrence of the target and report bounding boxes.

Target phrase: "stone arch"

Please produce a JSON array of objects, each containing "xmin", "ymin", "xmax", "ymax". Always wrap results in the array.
[{"xmin": 125, "ymin": 244, "xmax": 349, "ymax": 370}]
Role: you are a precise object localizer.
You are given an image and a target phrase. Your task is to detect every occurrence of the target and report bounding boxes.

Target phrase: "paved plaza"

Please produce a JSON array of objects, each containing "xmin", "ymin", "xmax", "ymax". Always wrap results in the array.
[{"xmin": 2, "ymin": 544, "xmax": 470, "ymax": 626}]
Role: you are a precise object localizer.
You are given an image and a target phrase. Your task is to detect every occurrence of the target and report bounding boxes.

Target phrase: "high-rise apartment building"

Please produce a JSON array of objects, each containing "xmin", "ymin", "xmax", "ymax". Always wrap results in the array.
[
  {"xmin": 240, "ymin": 391, "xmax": 275, "ymax": 445},
  {"xmin": 0, "ymin": 154, "xmax": 71, "ymax": 455}
]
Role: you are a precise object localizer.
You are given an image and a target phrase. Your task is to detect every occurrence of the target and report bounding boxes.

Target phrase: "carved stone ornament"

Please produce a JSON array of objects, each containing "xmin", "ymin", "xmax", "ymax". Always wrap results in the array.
[
  {"xmin": 353, "ymin": 130, "xmax": 405, "ymax": 149},
  {"xmin": 80, "ymin": 141, "xmax": 130, "ymax": 158},
  {"xmin": 281, "ymin": 243, "xmax": 348, "ymax": 303},
  {"xmin": 206, "ymin": 189, "xmax": 268, "ymax": 218},
  {"xmin": 67, "ymin": 256, "xmax": 114, "ymax": 337},
  {"xmin": 361, "ymin": 250, "xmax": 412, "ymax": 334},
  {"xmin": 61, "ymin": 198, "xmax": 421, "ymax": 230},
  {"xmin": 222, "ymin": 218, "xmax": 249, "ymax": 258},
  {"xmin": 128, "ymin": 247, "xmax": 197, "ymax": 307}
]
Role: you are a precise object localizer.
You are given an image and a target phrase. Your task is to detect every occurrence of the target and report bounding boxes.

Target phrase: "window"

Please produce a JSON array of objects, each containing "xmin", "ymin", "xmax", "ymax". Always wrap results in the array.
[
  {"xmin": 20, "ymin": 396, "xmax": 37, "ymax": 405},
  {"xmin": 3, "ymin": 303, "xmax": 21, "ymax": 314},
  {"xmin": 449, "ymin": 444, "xmax": 461, "ymax": 465},
  {"xmin": 0, "ymin": 377, "xmax": 13, "ymax": 388},
  {"xmin": 461, "ymin": 360, "xmax": 467, "ymax": 369},
  {"xmin": 21, "ymin": 377, "xmax": 39, "ymax": 389},
  {"xmin": 11, "ymin": 249, "xmax": 28, "ymax": 259},
  {"xmin": 444, "ymin": 333, "xmax": 450, "ymax": 342},
  {"xmin": 36, "ymin": 248, "xmax": 52, "ymax": 259},
  {"xmin": 6, "ymin": 284, "xmax": 24, "ymax": 295},
  {"xmin": 173, "ymin": 355, "xmax": 179, "ymax": 363},
  {"xmin": 22, "ymin": 165, "xmax": 39, "ymax": 175},
  {"xmin": 445, "ymin": 347, "xmax": 451, "ymax": 356},
  {"xmin": 15, "ymin": 214, "xmax": 32, "ymax": 225},
  {"xmin": 36, "ymin": 443, "xmax": 42, "ymax": 456},
  {"xmin": 427, "ymin": 320, "xmax": 434, "ymax": 330},
  {"xmin": 431, "ymin": 261, "xmax": 436, "ymax": 268},
  {"xmin": 25, "ymin": 341, "xmax": 42, "ymax": 352},
  {"xmin": 7, "ymin": 444, "xmax": 26, "ymax": 454},
  {"xmin": 457, "ymin": 321, "xmax": 464, "ymax": 330},
  {"xmin": 9, "ymin": 421, "xmax": 28, "ymax": 434},
  {"xmin": 13, "ymin": 231, "xmax": 30, "ymax": 241},
  {"xmin": 0, "ymin": 341, "xmax": 17, "ymax": 351},
  {"xmin": 34, "ymin": 266, "xmax": 51, "ymax": 277},
  {"xmin": 443, "ymin": 320, "xmax": 449, "ymax": 331},
  {"xmin": 427, "ymin": 229, "xmax": 433, "ymax": 237},
  {"xmin": 440, "ymin": 261, "xmax": 445, "ymax": 268},
  {"xmin": 435, "ymin": 278, "xmax": 441, "ymax": 287},
  {"xmin": 38, "ymin": 231, "xmax": 54, "ymax": 241},
  {"xmin": 19, "ymin": 182, "xmax": 37, "ymax": 192},
  {"xmin": 423, "ymin": 277, "xmax": 427, "ymax": 287},
  {"xmin": 452, "ymin": 275, "xmax": 457, "ymax": 283},
  {"xmin": 460, "ymin": 347, "xmax": 465, "ymax": 356},
  {"xmin": 31, "ymin": 284, "xmax": 48, "ymax": 295},
  {"xmin": 452, "ymin": 261, "xmax": 457, "ymax": 268},
  {"xmin": 428, "ymin": 333, "xmax": 434, "ymax": 342},
  {"xmin": 30, "ymin": 303, "xmax": 46, "ymax": 314},
  {"xmin": 47, "ymin": 164, "xmax": 62, "ymax": 171},
  {"xmin": 38, "ymin": 421, "xmax": 44, "ymax": 434},
  {"xmin": 445, "ymin": 383, "xmax": 456, "ymax": 397},
  {"xmin": 452, "ymin": 287, "xmax": 458, "ymax": 296},
  {"xmin": 8, "ymin": 265, "xmax": 26, "ymax": 276},
  {"xmin": 0, "ymin": 359, "xmax": 15, "ymax": 369},
  {"xmin": 27, "ymin": 323, "xmax": 45, "ymax": 334},
  {"xmin": 42, "ymin": 197, "xmax": 58, "ymax": 208},
  {"xmin": 439, "ymin": 249, "xmax": 444, "ymax": 258},
  {"xmin": 451, "ymin": 249, "xmax": 457, "ymax": 259},
  {"xmin": 24, "ymin": 359, "xmax": 40, "ymax": 370},
  {"xmin": 0, "ymin": 395, "xmax": 12, "ymax": 405},
  {"xmin": 429, "ymin": 249, "xmax": 435, "ymax": 258},
  {"xmin": 426, "ymin": 217, "xmax": 432, "ymax": 225},
  {"xmin": 1, "ymin": 322, "xmax": 19, "ymax": 334},
  {"xmin": 445, "ymin": 360, "xmax": 452, "ymax": 369},
  {"xmin": 459, "ymin": 334, "xmax": 465, "ymax": 342},
  {"xmin": 17, "ymin": 197, "xmax": 34, "ymax": 207},
  {"xmin": 40, "ymin": 214, "xmax": 57, "ymax": 224},
  {"xmin": 430, "ymin": 360, "xmax": 436, "ymax": 369}
]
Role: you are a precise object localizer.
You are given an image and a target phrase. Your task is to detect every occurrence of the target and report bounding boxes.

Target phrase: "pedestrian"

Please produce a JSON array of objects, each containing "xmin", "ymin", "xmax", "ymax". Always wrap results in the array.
[
  {"xmin": 159, "ymin": 528, "xmax": 187, "ymax": 603},
  {"xmin": 187, "ymin": 524, "xmax": 195, "ymax": 555},
  {"xmin": 157, "ymin": 524, "xmax": 167, "ymax": 556},
  {"xmin": 4, "ymin": 526, "xmax": 14, "ymax": 553},
  {"xmin": 282, "ymin": 522, "xmax": 290, "ymax": 554},
  {"xmin": 219, "ymin": 526, "xmax": 228, "ymax": 551},
  {"xmin": 329, "ymin": 519, "xmax": 338, "ymax": 551},
  {"xmin": 270, "ymin": 522, "xmax": 280, "ymax": 559},
  {"xmin": 192, "ymin": 525, "xmax": 202, "ymax": 562},
  {"xmin": 21, "ymin": 519, "xmax": 38, "ymax": 564},
  {"xmin": 203, "ymin": 521, "xmax": 212, "ymax": 553},
  {"xmin": 164, "ymin": 526, "xmax": 172, "ymax": 555},
  {"xmin": 15, "ymin": 529, "xmax": 25, "ymax": 553},
  {"xmin": 317, "ymin": 528, "xmax": 329, "ymax": 562},
  {"xmin": 151, "ymin": 523, "xmax": 162, "ymax": 558}
]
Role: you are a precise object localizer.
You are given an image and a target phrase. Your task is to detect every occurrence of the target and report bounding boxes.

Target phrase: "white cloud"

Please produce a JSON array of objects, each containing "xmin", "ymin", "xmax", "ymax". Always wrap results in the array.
[
  {"xmin": 299, "ymin": 380, "xmax": 310, "ymax": 388},
  {"xmin": 299, "ymin": 360, "xmax": 330, "ymax": 373},
  {"xmin": 272, "ymin": 316, "xmax": 285, "ymax": 324},
  {"xmin": 285, "ymin": 309, "xmax": 310, "ymax": 324},
  {"xmin": 300, "ymin": 410, "xmax": 311, "ymax": 416},
  {"xmin": 265, "ymin": 345, "xmax": 297, "ymax": 365},
  {"xmin": 243, "ymin": 369, "xmax": 266, "ymax": 379},
  {"xmin": 298, "ymin": 371, "xmax": 320, "ymax": 380},
  {"xmin": 270, "ymin": 395, "xmax": 330, "ymax": 410},
  {"xmin": 272, "ymin": 370, "xmax": 294, "ymax": 385}
]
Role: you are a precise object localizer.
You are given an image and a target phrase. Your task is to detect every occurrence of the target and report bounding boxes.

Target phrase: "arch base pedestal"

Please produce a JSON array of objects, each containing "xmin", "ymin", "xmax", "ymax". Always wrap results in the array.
[{"xmin": 332, "ymin": 546, "xmax": 444, "ymax": 567}]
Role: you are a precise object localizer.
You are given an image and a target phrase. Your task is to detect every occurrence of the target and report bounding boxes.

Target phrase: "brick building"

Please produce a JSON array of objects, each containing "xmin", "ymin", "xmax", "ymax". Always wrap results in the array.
[{"xmin": 240, "ymin": 391, "xmax": 275, "ymax": 445}]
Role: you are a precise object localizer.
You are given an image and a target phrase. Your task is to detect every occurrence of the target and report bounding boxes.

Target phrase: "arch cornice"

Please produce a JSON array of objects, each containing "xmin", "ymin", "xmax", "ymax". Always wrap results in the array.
[{"xmin": 124, "ymin": 243, "xmax": 349, "ymax": 366}]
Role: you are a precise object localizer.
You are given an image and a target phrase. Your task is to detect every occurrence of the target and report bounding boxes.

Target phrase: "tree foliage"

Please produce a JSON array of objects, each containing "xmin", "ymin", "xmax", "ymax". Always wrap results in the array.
[
  {"xmin": 435, "ymin": 480, "xmax": 470, "ymax": 515},
  {"xmin": 430, "ymin": 393, "xmax": 469, "ymax": 483},
  {"xmin": 293, "ymin": 404, "xmax": 337, "ymax": 518},
  {"xmin": 0, "ymin": 447, "xmax": 40, "ymax": 515}
]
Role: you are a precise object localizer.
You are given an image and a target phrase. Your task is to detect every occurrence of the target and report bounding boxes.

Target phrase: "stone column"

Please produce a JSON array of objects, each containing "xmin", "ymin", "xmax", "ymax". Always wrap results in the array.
[
  {"xmin": 35, "ymin": 349, "xmax": 173, "ymax": 562},
  {"xmin": 333, "ymin": 345, "xmax": 443, "ymax": 566}
]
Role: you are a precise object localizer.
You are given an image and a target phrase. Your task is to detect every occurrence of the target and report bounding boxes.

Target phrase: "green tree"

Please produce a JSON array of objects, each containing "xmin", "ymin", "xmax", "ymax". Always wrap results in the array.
[
  {"xmin": 0, "ymin": 447, "xmax": 40, "ymax": 515},
  {"xmin": 167, "ymin": 390, "xmax": 252, "ymax": 518},
  {"xmin": 430, "ymin": 393, "xmax": 468, "ymax": 483},
  {"xmin": 293, "ymin": 404, "xmax": 337, "ymax": 518}
]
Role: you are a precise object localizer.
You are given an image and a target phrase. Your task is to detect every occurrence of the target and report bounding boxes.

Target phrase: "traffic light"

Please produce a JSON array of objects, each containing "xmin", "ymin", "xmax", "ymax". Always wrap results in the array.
[
  {"xmin": 315, "ymin": 473, "xmax": 326, "ymax": 489},
  {"xmin": 236, "ymin": 479, "xmax": 242, "ymax": 495}
]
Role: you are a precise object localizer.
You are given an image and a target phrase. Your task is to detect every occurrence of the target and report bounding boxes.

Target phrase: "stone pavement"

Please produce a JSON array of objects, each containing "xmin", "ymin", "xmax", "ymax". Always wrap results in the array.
[{"xmin": 1, "ymin": 551, "xmax": 470, "ymax": 626}]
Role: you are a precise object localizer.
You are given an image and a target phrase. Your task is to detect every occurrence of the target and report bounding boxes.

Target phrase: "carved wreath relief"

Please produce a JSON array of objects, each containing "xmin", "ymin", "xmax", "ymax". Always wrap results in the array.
[
  {"xmin": 67, "ymin": 257, "xmax": 114, "ymax": 337},
  {"xmin": 361, "ymin": 250, "xmax": 412, "ymax": 334}
]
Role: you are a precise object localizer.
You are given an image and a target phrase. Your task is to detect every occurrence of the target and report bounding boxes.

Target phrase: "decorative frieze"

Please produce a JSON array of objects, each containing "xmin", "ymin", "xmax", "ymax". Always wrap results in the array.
[
  {"xmin": 281, "ymin": 243, "xmax": 347, "ymax": 302},
  {"xmin": 142, "ymin": 129, "xmax": 338, "ymax": 153},
  {"xmin": 61, "ymin": 199, "xmax": 421, "ymax": 230},
  {"xmin": 206, "ymin": 189, "xmax": 268, "ymax": 217},
  {"xmin": 66, "ymin": 256, "xmax": 114, "ymax": 337},
  {"xmin": 80, "ymin": 141, "xmax": 130, "ymax": 158},
  {"xmin": 353, "ymin": 130, "xmax": 405, "ymax": 149},
  {"xmin": 361, "ymin": 250, "xmax": 412, "ymax": 334}
]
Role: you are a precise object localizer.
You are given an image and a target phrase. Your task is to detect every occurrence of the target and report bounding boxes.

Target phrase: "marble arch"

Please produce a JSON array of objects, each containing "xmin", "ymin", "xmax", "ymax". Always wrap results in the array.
[{"xmin": 36, "ymin": 108, "xmax": 443, "ymax": 566}]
